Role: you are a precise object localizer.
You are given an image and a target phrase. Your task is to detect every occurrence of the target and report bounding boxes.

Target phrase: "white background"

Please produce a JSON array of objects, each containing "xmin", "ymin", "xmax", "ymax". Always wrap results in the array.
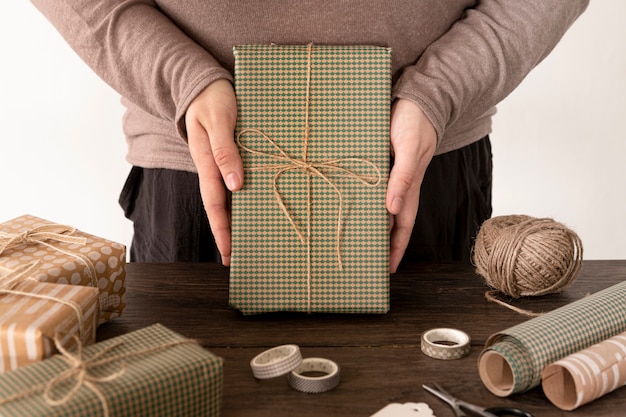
[{"xmin": 2, "ymin": 2, "xmax": 625, "ymax": 260}]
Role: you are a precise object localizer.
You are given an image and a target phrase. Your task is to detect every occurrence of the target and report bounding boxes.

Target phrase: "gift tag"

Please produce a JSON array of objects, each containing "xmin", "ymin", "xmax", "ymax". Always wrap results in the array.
[{"xmin": 370, "ymin": 402, "xmax": 436, "ymax": 417}]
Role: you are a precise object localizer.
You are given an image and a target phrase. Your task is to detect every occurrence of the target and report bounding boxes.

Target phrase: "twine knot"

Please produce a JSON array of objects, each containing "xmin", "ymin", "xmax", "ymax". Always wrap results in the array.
[
  {"xmin": 0, "ymin": 224, "xmax": 87, "ymax": 255},
  {"xmin": 0, "ymin": 333, "xmax": 197, "ymax": 412},
  {"xmin": 236, "ymin": 128, "xmax": 382, "ymax": 270},
  {"xmin": 44, "ymin": 337, "xmax": 126, "ymax": 417},
  {"xmin": 0, "ymin": 222, "xmax": 98, "ymax": 289},
  {"xmin": 473, "ymin": 215, "xmax": 583, "ymax": 316}
]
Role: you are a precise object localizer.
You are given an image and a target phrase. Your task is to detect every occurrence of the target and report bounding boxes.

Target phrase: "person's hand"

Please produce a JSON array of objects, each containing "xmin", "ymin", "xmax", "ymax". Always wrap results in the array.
[
  {"xmin": 387, "ymin": 99, "xmax": 437, "ymax": 273},
  {"xmin": 185, "ymin": 79, "xmax": 242, "ymax": 266}
]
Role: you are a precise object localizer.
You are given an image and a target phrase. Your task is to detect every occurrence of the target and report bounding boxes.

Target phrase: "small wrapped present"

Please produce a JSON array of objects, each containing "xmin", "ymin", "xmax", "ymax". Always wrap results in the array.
[
  {"xmin": 0, "ymin": 214, "xmax": 126, "ymax": 323},
  {"xmin": 0, "ymin": 263, "xmax": 99, "ymax": 373},
  {"xmin": 0, "ymin": 324, "xmax": 223, "ymax": 417},
  {"xmin": 229, "ymin": 44, "xmax": 391, "ymax": 314}
]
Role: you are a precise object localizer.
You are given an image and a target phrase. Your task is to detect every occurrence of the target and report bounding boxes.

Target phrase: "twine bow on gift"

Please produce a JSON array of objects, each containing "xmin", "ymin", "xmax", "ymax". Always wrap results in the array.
[
  {"xmin": 0, "ymin": 224, "xmax": 86, "ymax": 254},
  {"xmin": 44, "ymin": 337, "xmax": 127, "ymax": 417},
  {"xmin": 235, "ymin": 44, "xmax": 384, "ymax": 313},
  {"xmin": 236, "ymin": 128, "xmax": 382, "ymax": 270},
  {"xmin": 0, "ymin": 223, "xmax": 98, "ymax": 288},
  {"xmin": 0, "ymin": 335, "xmax": 198, "ymax": 415}
]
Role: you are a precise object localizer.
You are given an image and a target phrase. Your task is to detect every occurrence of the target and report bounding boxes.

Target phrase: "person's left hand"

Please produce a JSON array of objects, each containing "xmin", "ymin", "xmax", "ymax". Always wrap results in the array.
[
  {"xmin": 185, "ymin": 79, "xmax": 241, "ymax": 266},
  {"xmin": 387, "ymin": 99, "xmax": 437, "ymax": 273}
]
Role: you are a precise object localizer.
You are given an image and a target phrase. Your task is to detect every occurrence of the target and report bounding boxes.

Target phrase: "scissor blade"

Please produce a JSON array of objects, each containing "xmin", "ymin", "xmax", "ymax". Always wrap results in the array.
[{"xmin": 422, "ymin": 384, "xmax": 455, "ymax": 405}]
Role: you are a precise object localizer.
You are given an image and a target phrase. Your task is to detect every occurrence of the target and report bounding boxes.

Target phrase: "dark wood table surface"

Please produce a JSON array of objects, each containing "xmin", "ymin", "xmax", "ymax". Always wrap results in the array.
[{"xmin": 97, "ymin": 261, "xmax": 626, "ymax": 417}]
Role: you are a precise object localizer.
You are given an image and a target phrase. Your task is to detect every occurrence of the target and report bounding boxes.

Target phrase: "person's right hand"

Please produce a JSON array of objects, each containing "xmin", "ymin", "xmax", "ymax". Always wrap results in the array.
[{"xmin": 185, "ymin": 79, "xmax": 242, "ymax": 266}]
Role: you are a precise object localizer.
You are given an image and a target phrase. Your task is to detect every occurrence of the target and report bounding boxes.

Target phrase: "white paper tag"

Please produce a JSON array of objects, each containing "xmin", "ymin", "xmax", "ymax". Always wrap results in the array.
[{"xmin": 370, "ymin": 402, "xmax": 436, "ymax": 417}]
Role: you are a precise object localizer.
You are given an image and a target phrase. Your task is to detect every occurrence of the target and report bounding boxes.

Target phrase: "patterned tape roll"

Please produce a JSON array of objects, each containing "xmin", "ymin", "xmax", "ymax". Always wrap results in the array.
[
  {"xmin": 421, "ymin": 328, "xmax": 472, "ymax": 360},
  {"xmin": 250, "ymin": 344, "xmax": 303, "ymax": 379},
  {"xmin": 287, "ymin": 357, "xmax": 341, "ymax": 393}
]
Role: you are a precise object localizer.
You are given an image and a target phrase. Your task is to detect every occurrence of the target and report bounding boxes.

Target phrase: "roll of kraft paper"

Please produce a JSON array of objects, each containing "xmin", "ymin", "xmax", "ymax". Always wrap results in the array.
[
  {"xmin": 478, "ymin": 280, "xmax": 626, "ymax": 396},
  {"xmin": 542, "ymin": 331, "xmax": 626, "ymax": 410}
]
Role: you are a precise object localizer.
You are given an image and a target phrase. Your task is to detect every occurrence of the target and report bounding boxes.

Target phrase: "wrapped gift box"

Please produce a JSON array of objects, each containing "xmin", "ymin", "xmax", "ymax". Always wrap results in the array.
[
  {"xmin": 229, "ymin": 44, "xmax": 391, "ymax": 314},
  {"xmin": 0, "ymin": 214, "xmax": 126, "ymax": 323},
  {"xmin": 0, "ymin": 265, "xmax": 99, "ymax": 373},
  {"xmin": 0, "ymin": 324, "xmax": 223, "ymax": 416}
]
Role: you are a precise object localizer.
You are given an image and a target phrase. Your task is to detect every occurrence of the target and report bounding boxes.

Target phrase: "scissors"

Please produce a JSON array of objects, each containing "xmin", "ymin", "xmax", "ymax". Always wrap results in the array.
[{"xmin": 423, "ymin": 383, "xmax": 534, "ymax": 417}]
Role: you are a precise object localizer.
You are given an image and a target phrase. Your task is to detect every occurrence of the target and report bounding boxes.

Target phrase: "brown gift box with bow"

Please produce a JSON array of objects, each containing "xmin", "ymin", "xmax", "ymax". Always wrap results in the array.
[
  {"xmin": 0, "ymin": 263, "xmax": 99, "ymax": 373},
  {"xmin": 0, "ymin": 215, "xmax": 126, "ymax": 324}
]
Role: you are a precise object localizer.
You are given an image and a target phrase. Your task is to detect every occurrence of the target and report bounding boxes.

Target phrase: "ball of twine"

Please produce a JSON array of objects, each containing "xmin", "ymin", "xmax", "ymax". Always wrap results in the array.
[{"xmin": 473, "ymin": 215, "xmax": 583, "ymax": 306}]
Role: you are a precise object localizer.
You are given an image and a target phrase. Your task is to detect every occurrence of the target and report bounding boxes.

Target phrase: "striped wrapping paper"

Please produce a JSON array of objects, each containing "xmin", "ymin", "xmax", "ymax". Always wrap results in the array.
[
  {"xmin": 478, "ymin": 280, "xmax": 626, "ymax": 396},
  {"xmin": 0, "ymin": 324, "xmax": 223, "ymax": 417},
  {"xmin": 0, "ymin": 279, "xmax": 99, "ymax": 373},
  {"xmin": 229, "ymin": 44, "xmax": 391, "ymax": 315},
  {"xmin": 0, "ymin": 214, "xmax": 126, "ymax": 324},
  {"xmin": 542, "ymin": 331, "xmax": 626, "ymax": 410}
]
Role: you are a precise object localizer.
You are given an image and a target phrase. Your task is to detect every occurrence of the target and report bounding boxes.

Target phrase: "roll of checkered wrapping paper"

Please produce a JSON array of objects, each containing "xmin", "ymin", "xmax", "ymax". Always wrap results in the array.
[{"xmin": 478, "ymin": 280, "xmax": 626, "ymax": 396}]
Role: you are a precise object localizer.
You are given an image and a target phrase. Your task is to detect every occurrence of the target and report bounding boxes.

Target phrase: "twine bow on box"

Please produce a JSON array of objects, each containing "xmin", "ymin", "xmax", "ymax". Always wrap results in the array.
[
  {"xmin": 235, "ymin": 44, "xmax": 384, "ymax": 312},
  {"xmin": 0, "ymin": 223, "xmax": 98, "ymax": 288},
  {"xmin": 0, "ymin": 335, "xmax": 197, "ymax": 417}
]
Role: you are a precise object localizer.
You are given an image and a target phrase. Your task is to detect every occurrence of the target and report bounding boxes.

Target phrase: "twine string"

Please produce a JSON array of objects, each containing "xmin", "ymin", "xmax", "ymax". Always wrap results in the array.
[
  {"xmin": 44, "ymin": 337, "xmax": 127, "ymax": 417},
  {"xmin": 0, "ymin": 336, "xmax": 197, "ymax": 414},
  {"xmin": 0, "ymin": 224, "xmax": 86, "ymax": 254},
  {"xmin": 0, "ymin": 261, "xmax": 87, "ymax": 346},
  {"xmin": 0, "ymin": 223, "xmax": 99, "ymax": 289},
  {"xmin": 236, "ymin": 44, "xmax": 382, "ymax": 312},
  {"xmin": 0, "ymin": 261, "xmax": 41, "ymax": 290},
  {"xmin": 473, "ymin": 215, "xmax": 583, "ymax": 316}
]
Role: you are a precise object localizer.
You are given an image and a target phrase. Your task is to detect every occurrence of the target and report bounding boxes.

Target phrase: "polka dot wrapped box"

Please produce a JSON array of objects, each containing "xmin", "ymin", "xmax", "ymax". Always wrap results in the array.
[
  {"xmin": 0, "ymin": 215, "xmax": 126, "ymax": 324},
  {"xmin": 229, "ymin": 44, "xmax": 391, "ymax": 314},
  {"xmin": 0, "ymin": 264, "xmax": 99, "ymax": 373},
  {"xmin": 0, "ymin": 324, "xmax": 223, "ymax": 416}
]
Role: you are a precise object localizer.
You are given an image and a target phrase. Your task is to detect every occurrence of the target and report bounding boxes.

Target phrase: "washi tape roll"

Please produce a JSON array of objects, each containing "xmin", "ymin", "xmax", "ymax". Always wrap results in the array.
[
  {"xmin": 421, "ymin": 328, "xmax": 471, "ymax": 360},
  {"xmin": 287, "ymin": 357, "xmax": 341, "ymax": 393},
  {"xmin": 250, "ymin": 344, "xmax": 303, "ymax": 379}
]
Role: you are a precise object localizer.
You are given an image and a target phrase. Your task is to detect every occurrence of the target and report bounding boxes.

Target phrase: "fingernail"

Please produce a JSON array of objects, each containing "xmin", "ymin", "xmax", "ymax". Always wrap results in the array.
[
  {"xmin": 390, "ymin": 197, "xmax": 404, "ymax": 214},
  {"xmin": 225, "ymin": 173, "xmax": 240, "ymax": 191}
]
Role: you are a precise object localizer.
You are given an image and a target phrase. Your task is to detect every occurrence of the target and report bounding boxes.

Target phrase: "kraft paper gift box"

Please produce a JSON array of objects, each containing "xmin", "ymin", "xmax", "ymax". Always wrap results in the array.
[
  {"xmin": 0, "ymin": 264, "xmax": 99, "ymax": 373},
  {"xmin": 0, "ymin": 323, "xmax": 223, "ymax": 417},
  {"xmin": 229, "ymin": 44, "xmax": 391, "ymax": 314},
  {"xmin": 0, "ymin": 214, "xmax": 126, "ymax": 324}
]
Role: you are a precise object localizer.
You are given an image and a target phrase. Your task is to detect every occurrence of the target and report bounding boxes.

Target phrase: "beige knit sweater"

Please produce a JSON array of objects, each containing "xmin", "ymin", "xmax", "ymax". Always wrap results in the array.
[{"xmin": 32, "ymin": 0, "xmax": 588, "ymax": 172}]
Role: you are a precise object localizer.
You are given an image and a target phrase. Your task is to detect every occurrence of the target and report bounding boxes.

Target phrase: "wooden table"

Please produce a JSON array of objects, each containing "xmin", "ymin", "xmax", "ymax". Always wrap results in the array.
[{"xmin": 97, "ymin": 261, "xmax": 626, "ymax": 417}]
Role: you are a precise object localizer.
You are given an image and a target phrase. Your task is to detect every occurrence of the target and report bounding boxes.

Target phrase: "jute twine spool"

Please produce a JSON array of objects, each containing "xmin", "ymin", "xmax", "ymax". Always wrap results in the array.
[{"xmin": 473, "ymin": 215, "xmax": 583, "ymax": 316}]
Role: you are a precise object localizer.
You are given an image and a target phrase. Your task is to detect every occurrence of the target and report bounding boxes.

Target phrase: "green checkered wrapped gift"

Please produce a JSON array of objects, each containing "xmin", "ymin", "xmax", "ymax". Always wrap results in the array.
[
  {"xmin": 0, "ymin": 324, "xmax": 223, "ymax": 416},
  {"xmin": 229, "ymin": 44, "xmax": 391, "ymax": 314},
  {"xmin": 479, "ymin": 280, "xmax": 626, "ymax": 396}
]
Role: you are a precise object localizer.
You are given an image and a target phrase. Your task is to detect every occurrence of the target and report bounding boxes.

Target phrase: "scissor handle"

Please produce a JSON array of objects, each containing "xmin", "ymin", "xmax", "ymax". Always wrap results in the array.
[{"xmin": 486, "ymin": 406, "xmax": 534, "ymax": 417}]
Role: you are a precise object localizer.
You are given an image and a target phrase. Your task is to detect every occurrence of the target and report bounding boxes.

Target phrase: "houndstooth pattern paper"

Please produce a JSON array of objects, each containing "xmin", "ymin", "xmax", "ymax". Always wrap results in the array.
[{"xmin": 229, "ymin": 44, "xmax": 390, "ymax": 315}]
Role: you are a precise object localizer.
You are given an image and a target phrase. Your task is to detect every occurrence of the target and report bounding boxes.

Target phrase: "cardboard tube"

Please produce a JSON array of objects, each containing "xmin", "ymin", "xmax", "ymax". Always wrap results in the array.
[
  {"xmin": 542, "ymin": 332, "xmax": 626, "ymax": 410},
  {"xmin": 478, "ymin": 350, "xmax": 515, "ymax": 397}
]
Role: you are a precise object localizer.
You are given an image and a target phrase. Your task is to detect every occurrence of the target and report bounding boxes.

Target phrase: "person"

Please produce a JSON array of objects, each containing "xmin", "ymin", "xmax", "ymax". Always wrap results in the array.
[{"xmin": 31, "ymin": 1, "xmax": 588, "ymax": 272}]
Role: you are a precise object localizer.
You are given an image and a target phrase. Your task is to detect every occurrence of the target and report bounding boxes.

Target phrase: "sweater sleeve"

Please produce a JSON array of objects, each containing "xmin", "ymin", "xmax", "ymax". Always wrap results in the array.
[
  {"xmin": 30, "ymin": 0, "xmax": 233, "ymax": 140},
  {"xmin": 393, "ymin": 0, "xmax": 589, "ymax": 150}
]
